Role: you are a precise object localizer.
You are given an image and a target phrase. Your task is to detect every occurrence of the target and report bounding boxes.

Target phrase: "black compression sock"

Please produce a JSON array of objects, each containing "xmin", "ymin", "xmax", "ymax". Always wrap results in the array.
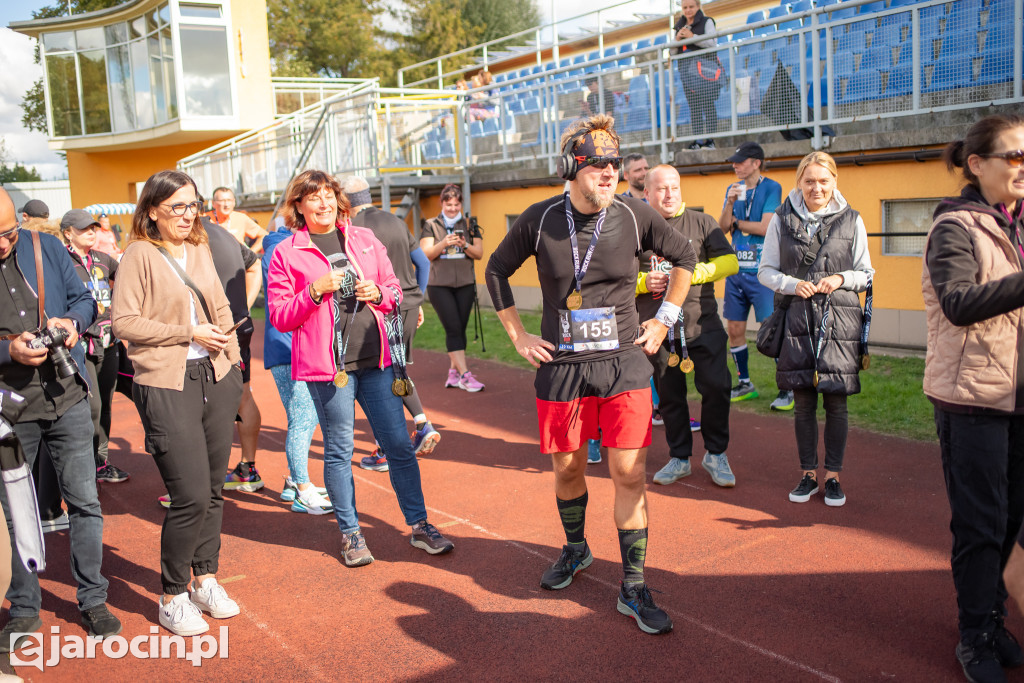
[
  {"xmin": 618, "ymin": 527, "xmax": 648, "ymax": 587},
  {"xmin": 556, "ymin": 492, "xmax": 588, "ymax": 550}
]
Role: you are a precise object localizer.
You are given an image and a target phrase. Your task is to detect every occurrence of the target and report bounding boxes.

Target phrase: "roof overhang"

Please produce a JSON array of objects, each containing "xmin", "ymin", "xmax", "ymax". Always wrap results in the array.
[{"xmin": 8, "ymin": 0, "xmax": 164, "ymax": 38}]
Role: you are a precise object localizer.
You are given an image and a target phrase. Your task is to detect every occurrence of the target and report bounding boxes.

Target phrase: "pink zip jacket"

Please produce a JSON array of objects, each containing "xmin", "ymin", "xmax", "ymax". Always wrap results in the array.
[{"xmin": 267, "ymin": 221, "xmax": 402, "ymax": 382}]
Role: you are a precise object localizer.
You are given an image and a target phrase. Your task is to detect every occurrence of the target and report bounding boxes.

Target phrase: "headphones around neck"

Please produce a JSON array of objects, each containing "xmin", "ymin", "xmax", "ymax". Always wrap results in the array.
[{"xmin": 555, "ymin": 127, "xmax": 591, "ymax": 181}]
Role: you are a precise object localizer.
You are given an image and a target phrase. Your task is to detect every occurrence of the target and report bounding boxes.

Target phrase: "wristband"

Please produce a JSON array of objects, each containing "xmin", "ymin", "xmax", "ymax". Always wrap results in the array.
[{"xmin": 654, "ymin": 301, "xmax": 681, "ymax": 328}]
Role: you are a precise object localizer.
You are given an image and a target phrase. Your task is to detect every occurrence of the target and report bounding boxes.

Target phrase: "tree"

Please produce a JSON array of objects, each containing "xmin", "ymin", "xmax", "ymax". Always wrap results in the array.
[
  {"xmin": 0, "ymin": 138, "xmax": 43, "ymax": 183},
  {"xmin": 461, "ymin": 0, "xmax": 540, "ymax": 46}
]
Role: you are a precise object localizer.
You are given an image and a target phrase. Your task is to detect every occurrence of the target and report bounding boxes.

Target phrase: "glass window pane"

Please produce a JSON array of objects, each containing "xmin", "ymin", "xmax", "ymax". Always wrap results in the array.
[
  {"xmin": 179, "ymin": 26, "xmax": 233, "ymax": 116},
  {"xmin": 148, "ymin": 35, "xmax": 167, "ymax": 123},
  {"xmin": 79, "ymin": 50, "xmax": 111, "ymax": 134},
  {"xmin": 146, "ymin": 10, "xmax": 159, "ymax": 34},
  {"xmin": 158, "ymin": 3, "xmax": 170, "ymax": 25},
  {"xmin": 179, "ymin": 3, "xmax": 223, "ymax": 19},
  {"xmin": 45, "ymin": 53, "xmax": 82, "ymax": 136},
  {"xmin": 42, "ymin": 31, "xmax": 75, "ymax": 53},
  {"xmin": 161, "ymin": 28, "xmax": 177, "ymax": 119},
  {"xmin": 882, "ymin": 199, "xmax": 937, "ymax": 256},
  {"xmin": 129, "ymin": 16, "xmax": 145, "ymax": 39},
  {"xmin": 105, "ymin": 22, "xmax": 127, "ymax": 46},
  {"xmin": 129, "ymin": 39, "xmax": 154, "ymax": 128},
  {"xmin": 76, "ymin": 27, "xmax": 104, "ymax": 51},
  {"xmin": 106, "ymin": 44, "xmax": 135, "ymax": 132}
]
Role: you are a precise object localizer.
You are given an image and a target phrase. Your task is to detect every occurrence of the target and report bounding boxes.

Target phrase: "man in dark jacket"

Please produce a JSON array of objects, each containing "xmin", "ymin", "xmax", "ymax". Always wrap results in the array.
[
  {"xmin": 640, "ymin": 165, "xmax": 738, "ymax": 489},
  {"xmin": 0, "ymin": 188, "xmax": 120, "ymax": 651}
]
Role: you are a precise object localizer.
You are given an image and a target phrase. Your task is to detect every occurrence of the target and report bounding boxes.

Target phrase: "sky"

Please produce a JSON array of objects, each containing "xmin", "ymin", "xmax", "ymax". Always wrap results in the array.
[{"xmin": 0, "ymin": 0, "xmax": 673, "ymax": 182}]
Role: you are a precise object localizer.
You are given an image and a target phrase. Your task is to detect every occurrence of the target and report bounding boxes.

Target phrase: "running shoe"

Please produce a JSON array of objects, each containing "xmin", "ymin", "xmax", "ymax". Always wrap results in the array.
[
  {"xmin": 770, "ymin": 390, "xmax": 795, "ymax": 411},
  {"xmin": 159, "ymin": 592, "xmax": 209, "ymax": 636},
  {"xmin": 41, "ymin": 510, "xmax": 69, "ymax": 533},
  {"xmin": 81, "ymin": 604, "xmax": 121, "ymax": 639},
  {"xmin": 444, "ymin": 368, "xmax": 461, "ymax": 388},
  {"xmin": 410, "ymin": 521, "xmax": 455, "ymax": 555},
  {"xmin": 617, "ymin": 582, "xmax": 673, "ymax": 634},
  {"xmin": 652, "ymin": 458, "xmax": 690, "ymax": 485},
  {"xmin": 690, "ymin": 418, "xmax": 701, "ymax": 432},
  {"xmin": 459, "ymin": 371, "xmax": 484, "ymax": 392},
  {"xmin": 587, "ymin": 439, "xmax": 602, "ymax": 464},
  {"xmin": 190, "ymin": 577, "xmax": 240, "ymax": 619},
  {"xmin": 280, "ymin": 477, "xmax": 329, "ymax": 502},
  {"xmin": 540, "ymin": 542, "xmax": 593, "ymax": 590},
  {"xmin": 340, "ymin": 531, "xmax": 374, "ymax": 567},
  {"xmin": 360, "ymin": 448, "xmax": 389, "ymax": 472},
  {"xmin": 159, "ymin": 494, "xmax": 171, "ymax": 508},
  {"xmin": 823, "ymin": 478, "xmax": 846, "ymax": 507},
  {"xmin": 96, "ymin": 463, "xmax": 130, "ymax": 483},
  {"xmin": 224, "ymin": 462, "xmax": 264, "ymax": 492},
  {"xmin": 788, "ymin": 473, "xmax": 819, "ymax": 503},
  {"xmin": 651, "ymin": 408, "xmax": 664, "ymax": 426},
  {"xmin": 412, "ymin": 421, "xmax": 441, "ymax": 456},
  {"xmin": 993, "ymin": 609, "xmax": 1023, "ymax": 667},
  {"xmin": 702, "ymin": 452, "xmax": 736, "ymax": 487},
  {"xmin": 956, "ymin": 631, "xmax": 1003, "ymax": 683},
  {"xmin": 291, "ymin": 487, "xmax": 333, "ymax": 515},
  {"xmin": 730, "ymin": 380, "xmax": 759, "ymax": 402}
]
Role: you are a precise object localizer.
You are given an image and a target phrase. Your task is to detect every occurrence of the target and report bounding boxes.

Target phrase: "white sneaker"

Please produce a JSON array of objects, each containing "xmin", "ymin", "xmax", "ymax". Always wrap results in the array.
[
  {"xmin": 291, "ymin": 487, "xmax": 333, "ymax": 515},
  {"xmin": 702, "ymin": 452, "xmax": 736, "ymax": 488},
  {"xmin": 190, "ymin": 578, "xmax": 240, "ymax": 619},
  {"xmin": 652, "ymin": 458, "xmax": 691, "ymax": 485},
  {"xmin": 159, "ymin": 592, "xmax": 209, "ymax": 636}
]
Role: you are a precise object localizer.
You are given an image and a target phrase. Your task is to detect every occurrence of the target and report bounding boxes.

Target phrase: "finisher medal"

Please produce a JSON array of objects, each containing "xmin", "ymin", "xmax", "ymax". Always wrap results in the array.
[
  {"xmin": 392, "ymin": 378, "xmax": 408, "ymax": 396},
  {"xmin": 680, "ymin": 358, "xmax": 694, "ymax": 373},
  {"xmin": 667, "ymin": 353, "xmax": 680, "ymax": 367},
  {"xmin": 404, "ymin": 378, "xmax": 415, "ymax": 395},
  {"xmin": 566, "ymin": 290, "xmax": 583, "ymax": 310},
  {"xmin": 333, "ymin": 370, "xmax": 349, "ymax": 388},
  {"xmin": 861, "ymin": 354, "xmax": 871, "ymax": 370}
]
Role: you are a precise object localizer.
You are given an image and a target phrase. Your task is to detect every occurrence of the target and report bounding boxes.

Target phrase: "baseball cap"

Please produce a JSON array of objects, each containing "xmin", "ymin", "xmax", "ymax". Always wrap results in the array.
[
  {"xmin": 726, "ymin": 142, "xmax": 766, "ymax": 163},
  {"xmin": 60, "ymin": 209, "xmax": 101, "ymax": 231},
  {"xmin": 21, "ymin": 199, "xmax": 49, "ymax": 219}
]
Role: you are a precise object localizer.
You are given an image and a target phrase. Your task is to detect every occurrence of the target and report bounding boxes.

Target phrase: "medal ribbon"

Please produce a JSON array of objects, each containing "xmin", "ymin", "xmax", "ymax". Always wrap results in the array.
[
  {"xmin": 666, "ymin": 311, "xmax": 688, "ymax": 361},
  {"xmin": 384, "ymin": 311, "xmax": 411, "ymax": 382},
  {"xmin": 564, "ymin": 193, "xmax": 607, "ymax": 298},
  {"xmin": 331, "ymin": 229, "xmax": 360, "ymax": 376},
  {"xmin": 859, "ymin": 277, "xmax": 873, "ymax": 360},
  {"xmin": 803, "ymin": 294, "xmax": 833, "ymax": 383}
]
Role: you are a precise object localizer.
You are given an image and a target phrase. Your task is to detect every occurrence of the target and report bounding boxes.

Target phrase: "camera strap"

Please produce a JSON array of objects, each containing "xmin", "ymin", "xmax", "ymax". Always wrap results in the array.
[
  {"xmin": 31, "ymin": 231, "xmax": 46, "ymax": 328},
  {"xmin": 157, "ymin": 246, "xmax": 215, "ymax": 323}
]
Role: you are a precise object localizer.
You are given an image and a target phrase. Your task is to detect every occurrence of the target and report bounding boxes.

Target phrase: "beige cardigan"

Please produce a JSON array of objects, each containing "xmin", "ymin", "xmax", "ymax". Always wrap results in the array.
[{"xmin": 112, "ymin": 240, "xmax": 240, "ymax": 391}]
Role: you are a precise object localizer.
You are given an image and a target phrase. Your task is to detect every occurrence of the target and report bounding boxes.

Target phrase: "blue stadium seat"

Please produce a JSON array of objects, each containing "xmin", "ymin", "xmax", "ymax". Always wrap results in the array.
[
  {"xmin": 949, "ymin": 0, "xmax": 983, "ymax": 18},
  {"xmin": 837, "ymin": 31, "xmax": 866, "ymax": 53},
  {"xmin": 834, "ymin": 52, "xmax": 855, "ymax": 77},
  {"xmin": 938, "ymin": 33, "xmax": 979, "ymax": 60},
  {"xmin": 765, "ymin": 37, "xmax": 787, "ymax": 57},
  {"xmin": 885, "ymin": 65, "xmax": 913, "ymax": 97},
  {"xmin": 805, "ymin": 35, "xmax": 829, "ymax": 59},
  {"xmin": 635, "ymin": 38, "xmax": 652, "ymax": 52},
  {"xmin": 777, "ymin": 44, "xmax": 801, "ymax": 68},
  {"xmin": 841, "ymin": 69, "xmax": 882, "ymax": 102},
  {"xmin": 920, "ymin": 3, "xmax": 946, "ymax": 21},
  {"xmin": 753, "ymin": 23, "xmax": 775, "ymax": 37},
  {"xmin": 816, "ymin": 0, "xmax": 840, "ymax": 5},
  {"xmin": 767, "ymin": 6, "xmax": 789, "ymax": 20},
  {"xmin": 507, "ymin": 99, "xmax": 525, "ymax": 115},
  {"xmin": 829, "ymin": 7, "xmax": 858, "ymax": 22},
  {"xmin": 848, "ymin": 18, "xmax": 875, "ymax": 35},
  {"xmin": 858, "ymin": 1, "xmax": 886, "ymax": 15},
  {"xmin": 987, "ymin": 0, "xmax": 1015, "ymax": 26},
  {"xmin": 944, "ymin": 10, "xmax": 980, "ymax": 33},
  {"xmin": 860, "ymin": 46, "xmax": 893, "ymax": 72},
  {"xmin": 521, "ymin": 96, "xmax": 542, "ymax": 114},
  {"xmin": 888, "ymin": 0, "xmax": 919, "ymax": 7},
  {"xmin": 469, "ymin": 120, "xmax": 486, "ymax": 138},
  {"xmin": 926, "ymin": 54, "xmax": 975, "ymax": 91},
  {"xmin": 790, "ymin": 0, "xmax": 813, "ymax": 15},
  {"xmin": 747, "ymin": 51, "xmax": 772, "ymax": 74},
  {"xmin": 482, "ymin": 118, "xmax": 500, "ymax": 136},
  {"xmin": 732, "ymin": 30, "xmax": 754, "ymax": 42},
  {"xmin": 978, "ymin": 48, "xmax": 1014, "ymax": 85},
  {"xmin": 439, "ymin": 140, "xmax": 455, "ymax": 158},
  {"xmin": 878, "ymin": 11, "xmax": 911, "ymax": 29},
  {"xmin": 422, "ymin": 141, "xmax": 440, "ymax": 161},
  {"xmin": 984, "ymin": 24, "xmax": 1014, "ymax": 53},
  {"xmin": 872, "ymin": 24, "xmax": 902, "ymax": 47},
  {"xmin": 746, "ymin": 10, "xmax": 767, "ymax": 25},
  {"xmin": 653, "ymin": 34, "xmax": 668, "ymax": 47},
  {"xmin": 778, "ymin": 18, "xmax": 802, "ymax": 31}
]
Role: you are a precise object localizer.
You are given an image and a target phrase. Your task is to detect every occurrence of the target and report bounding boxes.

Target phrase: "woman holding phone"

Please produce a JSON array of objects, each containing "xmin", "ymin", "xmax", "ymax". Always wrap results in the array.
[
  {"xmin": 112, "ymin": 170, "xmax": 243, "ymax": 636},
  {"xmin": 419, "ymin": 183, "xmax": 485, "ymax": 391}
]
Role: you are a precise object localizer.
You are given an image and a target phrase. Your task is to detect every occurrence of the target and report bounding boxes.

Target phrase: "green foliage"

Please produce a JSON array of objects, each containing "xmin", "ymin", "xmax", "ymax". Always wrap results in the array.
[
  {"xmin": 31, "ymin": 0, "xmax": 128, "ymax": 19},
  {"xmin": 0, "ymin": 138, "xmax": 43, "ymax": 183},
  {"xmin": 21, "ymin": 80, "xmax": 48, "ymax": 135},
  {"xmin": 462, "ymin": 0, "xmax": 541, "ymax": 45}
]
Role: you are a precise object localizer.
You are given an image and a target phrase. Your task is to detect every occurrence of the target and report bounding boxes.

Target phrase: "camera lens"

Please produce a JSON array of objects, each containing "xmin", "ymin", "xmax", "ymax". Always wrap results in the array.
[{"xmin": 50, "ymin": 345, "xmax": 79, "ymax": 379}]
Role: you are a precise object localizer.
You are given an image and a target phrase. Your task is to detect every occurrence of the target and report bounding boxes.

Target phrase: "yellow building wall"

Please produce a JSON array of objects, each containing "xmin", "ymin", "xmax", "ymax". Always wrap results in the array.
[
  {"xmin": 417, "ymin": 157, "xmax": 962, "ymax": 314},
  {"xmin": 229, "ymin": 0, "xmax": 274, "ymax": 131}
]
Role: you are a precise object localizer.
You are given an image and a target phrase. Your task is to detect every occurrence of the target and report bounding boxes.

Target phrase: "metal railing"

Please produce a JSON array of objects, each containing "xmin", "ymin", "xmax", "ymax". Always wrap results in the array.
[
  {"xmin": 270, "ymin": 77, "xmax": 378, "ymax": 117},
  {"xmin": 180, "ymin": 0, "xmax": 1024, "ymax": 199}
]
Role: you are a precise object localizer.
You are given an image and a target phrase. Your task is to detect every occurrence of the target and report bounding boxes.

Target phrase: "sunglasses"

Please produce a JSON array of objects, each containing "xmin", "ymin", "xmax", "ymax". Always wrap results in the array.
[
  {"xmin": 576, "ymin": 155, "xmax": 623, "ymax": 171},
  {"xmin": 980, "ymin": 150, "xmax": 1024, "ymax": 168}
]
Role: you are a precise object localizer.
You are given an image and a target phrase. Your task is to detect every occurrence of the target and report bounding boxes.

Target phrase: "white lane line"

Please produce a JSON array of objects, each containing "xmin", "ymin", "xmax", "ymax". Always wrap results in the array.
[{"xmin": 354, "ymin": 471, "xmax": 842, "ymax": 683}]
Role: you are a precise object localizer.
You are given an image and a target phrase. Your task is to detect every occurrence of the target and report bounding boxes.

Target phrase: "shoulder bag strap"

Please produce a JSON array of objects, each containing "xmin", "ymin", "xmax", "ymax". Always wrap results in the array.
[
  {"xmin": 777, "ymin": 220, "xmax": 834, "ymax": 311},
  {"xmin": 157, "ymin": 246, "xmax": 215, "ymax": 323}
]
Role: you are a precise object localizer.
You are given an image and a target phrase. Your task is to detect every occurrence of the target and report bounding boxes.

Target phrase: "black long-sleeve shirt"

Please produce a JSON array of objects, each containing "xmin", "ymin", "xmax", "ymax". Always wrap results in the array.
[{"xmin": 486, "ymin": 194, "xmax": 697, "ymax": 363}]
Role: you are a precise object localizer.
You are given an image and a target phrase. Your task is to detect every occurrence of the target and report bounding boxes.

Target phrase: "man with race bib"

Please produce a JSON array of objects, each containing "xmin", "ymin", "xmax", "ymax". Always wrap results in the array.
[
  {"xmin": 717, "ymin": 142, "xmax": 789, "ymax": 410},
  {"xmin": 485, "ymin": 115, "xmax": 696, "ymax": 635}
]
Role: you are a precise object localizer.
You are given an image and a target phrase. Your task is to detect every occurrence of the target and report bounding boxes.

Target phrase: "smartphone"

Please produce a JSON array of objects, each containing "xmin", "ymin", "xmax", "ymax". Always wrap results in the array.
[{"xmin": 225, "ymin": 318, "xmax": 247, "ymax": 335}]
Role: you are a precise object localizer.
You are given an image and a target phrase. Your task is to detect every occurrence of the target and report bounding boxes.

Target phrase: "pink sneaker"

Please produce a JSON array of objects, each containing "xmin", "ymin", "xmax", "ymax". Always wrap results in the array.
[
  {"xmin": 445, "ymin": 368, "xmax": 461, "ymax": 388},
  {"xmin": 459, "ymin": 371, "xmax": 484, "ymax": 392}
]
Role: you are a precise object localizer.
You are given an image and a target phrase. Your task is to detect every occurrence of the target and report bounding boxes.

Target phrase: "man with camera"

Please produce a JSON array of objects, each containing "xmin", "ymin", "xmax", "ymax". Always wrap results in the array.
[{"xmin": 0, "ymin": 189, "xmax": 119, "ymax": 652}]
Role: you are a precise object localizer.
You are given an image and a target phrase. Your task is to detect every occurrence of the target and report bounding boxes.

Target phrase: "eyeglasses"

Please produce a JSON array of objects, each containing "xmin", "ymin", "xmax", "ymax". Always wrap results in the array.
[
  {"xmin": 160, "ymin": 201, "xmax": 202, "ymax": 216},
  {"xmin": 980, "ymin": 150, "xmax": 1024, "ymax": 168},
  {"xmin": 576, "ymin": 155, "xmax": 623, "ymax": 171},
  {"xmin": 0, "ymin": 223, "xmax": 20, "ymax": 241}
]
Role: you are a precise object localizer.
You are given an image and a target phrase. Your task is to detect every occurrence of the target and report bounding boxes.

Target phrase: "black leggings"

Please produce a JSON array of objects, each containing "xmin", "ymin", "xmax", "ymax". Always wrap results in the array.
[
  {"xmin": 683, "ymin": 82, "xmax": 719, "ymax": 139},
  {"xmin": 793, "ymin": 389, "xmax": 848, "ymax": 472},
  {"xmin": 427, "ymin": 284, "xmax": 476, "ymax": 353},
  {"xmin": 86, "ymin": 344, "xmax": 119, "ymax": 466}
]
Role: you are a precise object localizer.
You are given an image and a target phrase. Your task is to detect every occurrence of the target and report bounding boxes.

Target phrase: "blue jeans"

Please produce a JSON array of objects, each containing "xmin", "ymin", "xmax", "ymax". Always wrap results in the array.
[
  {"xmin": 1, "ymin": 398, "xmax": 107, "ymax": 616},
  {"xmin": 270, "ymin": 365, "xmax": 320, "ymax": 486},
  {"xmin": 307, "ymin": 366, "xmax": 428, "ymax": 534}
]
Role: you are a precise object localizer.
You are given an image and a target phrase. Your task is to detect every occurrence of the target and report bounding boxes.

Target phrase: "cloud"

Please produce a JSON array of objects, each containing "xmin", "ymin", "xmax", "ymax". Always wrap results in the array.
[{"xmin": 0, "ymin": 28, "xmax": 67, "ymax": 179}]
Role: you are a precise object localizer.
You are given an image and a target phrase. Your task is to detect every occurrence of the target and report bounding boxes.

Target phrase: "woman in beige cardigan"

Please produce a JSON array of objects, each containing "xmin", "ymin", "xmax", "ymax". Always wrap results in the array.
[{"xmin": 111, "ymin": 170, "xmax": 242, "ymax": 637}]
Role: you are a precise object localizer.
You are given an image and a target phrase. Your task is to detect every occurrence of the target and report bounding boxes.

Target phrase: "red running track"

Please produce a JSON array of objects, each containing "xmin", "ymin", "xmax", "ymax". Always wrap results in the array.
[{"xmin": 1, "ymin": 323, "xmax": 1013, "ymax": 681}]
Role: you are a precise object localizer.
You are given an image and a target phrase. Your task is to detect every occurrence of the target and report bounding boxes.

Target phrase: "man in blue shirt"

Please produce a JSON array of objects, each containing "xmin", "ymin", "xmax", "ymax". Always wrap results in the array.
[{"xmin": 717, "ymin": 142, "xmax": 792, "ymax": 411}]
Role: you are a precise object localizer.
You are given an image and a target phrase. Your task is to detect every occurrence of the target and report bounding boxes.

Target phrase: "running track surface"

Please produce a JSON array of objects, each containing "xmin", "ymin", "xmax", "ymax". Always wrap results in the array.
[{"xmin": 1, "ymin": 323, "xmax": 1012, "ymax": 681}]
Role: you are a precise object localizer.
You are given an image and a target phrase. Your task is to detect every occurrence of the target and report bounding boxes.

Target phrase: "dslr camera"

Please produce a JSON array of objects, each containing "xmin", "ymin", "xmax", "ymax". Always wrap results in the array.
[{"xmin": 27, "ymin": 326, "xmax": 79, "ymax": 379}]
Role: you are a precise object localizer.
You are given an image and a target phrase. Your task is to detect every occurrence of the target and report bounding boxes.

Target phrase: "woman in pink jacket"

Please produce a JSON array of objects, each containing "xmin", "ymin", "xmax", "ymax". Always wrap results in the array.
[{"xmin": 267, "ymin": 170, "xmax": 453, "ymax": 567}]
